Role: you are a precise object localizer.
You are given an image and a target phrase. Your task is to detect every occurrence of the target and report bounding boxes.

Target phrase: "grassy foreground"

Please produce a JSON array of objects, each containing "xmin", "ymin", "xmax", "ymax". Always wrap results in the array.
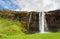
[{"xmin": 1, "ymin": 33, "xmax": 60, "ymax": 39}]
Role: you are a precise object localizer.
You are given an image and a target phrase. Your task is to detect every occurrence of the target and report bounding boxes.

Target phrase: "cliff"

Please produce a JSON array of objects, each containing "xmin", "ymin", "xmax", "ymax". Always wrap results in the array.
[
  {"xmin": 0, "ymin": 10, "xmax": 60, "ymax": 33},
  {"xmin": 45, "ymin": 10, "xmax": 60, "ymax": 32}
]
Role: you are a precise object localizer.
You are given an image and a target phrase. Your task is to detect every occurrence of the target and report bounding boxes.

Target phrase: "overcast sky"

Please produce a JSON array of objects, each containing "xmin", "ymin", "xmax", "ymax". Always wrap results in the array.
[{"xmin": 0, "ymin": 0, "xmax": 60, "ymax": 11}]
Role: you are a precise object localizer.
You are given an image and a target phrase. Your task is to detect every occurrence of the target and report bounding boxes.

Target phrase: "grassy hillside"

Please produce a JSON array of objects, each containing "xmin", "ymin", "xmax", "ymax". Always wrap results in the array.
[{"xmin": 0, "ymin": 18, "xmax": 25, "ymax": 37}]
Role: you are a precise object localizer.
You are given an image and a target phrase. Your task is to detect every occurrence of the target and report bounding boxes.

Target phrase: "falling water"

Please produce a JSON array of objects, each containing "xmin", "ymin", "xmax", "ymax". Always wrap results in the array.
[
  {"xmin": 44, "ymin": 14, "xmax": 48, "ymax": 32},
  {"xmin": 39, "ymin": 12, "xmax": 48, "ymax": 33},
  {"xmin": 39, "ymin": 12, "xmax": 45, "ymax": 33},
  {"xmin": 28, "ymin": 12, "xmax": 32, "ymax": 30}
]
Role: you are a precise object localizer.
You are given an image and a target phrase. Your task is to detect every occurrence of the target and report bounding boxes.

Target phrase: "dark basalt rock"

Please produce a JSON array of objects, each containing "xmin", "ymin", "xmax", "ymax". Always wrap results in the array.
[
  {"xmin": 45, "ymin": 10, "xmax": 60, "ymax": 32},
  {"xmin": 0, "ymin": 10, "xmax": 60, "ymax": 33}
]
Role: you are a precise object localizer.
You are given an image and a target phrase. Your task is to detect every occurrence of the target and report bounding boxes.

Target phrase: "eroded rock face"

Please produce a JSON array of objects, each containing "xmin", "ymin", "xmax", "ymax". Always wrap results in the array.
[
  {"xmin": 0, "ymin": 10, "xmax": 60, "ymax": 33},
  {"xmin": 28, "ymin": 12, "xmax": 39, "ymax": 33},
  {"xmin": 45, "ymin": 10, "xmax": 60, "ymax": 32},
  {"xmin": 0, "ymin": 10, "xmax": 39, "ymax": 33}
]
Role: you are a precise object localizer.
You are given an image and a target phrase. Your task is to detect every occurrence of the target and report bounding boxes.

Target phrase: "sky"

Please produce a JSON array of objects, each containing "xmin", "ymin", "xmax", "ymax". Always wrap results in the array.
[
  {"xmin": 0, "ymin": 0, "xmax": 21, "ymax": 11},
  {"xmin": 0, "ymin": 0, "xmax": 60, "ymax": 11}
]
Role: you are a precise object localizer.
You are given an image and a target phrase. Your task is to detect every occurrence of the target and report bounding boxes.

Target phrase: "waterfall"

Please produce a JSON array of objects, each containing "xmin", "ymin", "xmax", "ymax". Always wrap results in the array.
[
  {"xmin": 44, "ymin": 15, "xmax": 48, "ymax": 32},
  {"xmin": 39, "ymin": 12, "xmax": 48, "ymax": 33},
  {"xmin": 28, "ymin": 12, "xmax": 32, "ymax": 30}
]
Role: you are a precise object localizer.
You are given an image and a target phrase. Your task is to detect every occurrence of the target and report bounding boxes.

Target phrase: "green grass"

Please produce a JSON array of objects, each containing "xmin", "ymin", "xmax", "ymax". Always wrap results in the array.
[
  {"xmin": 0, "ymin": 18, "xmax": 25, "ymax": 36},
  {"xmin": 1, "ymin": 33, "xmax": 60, "ymax": 39}
]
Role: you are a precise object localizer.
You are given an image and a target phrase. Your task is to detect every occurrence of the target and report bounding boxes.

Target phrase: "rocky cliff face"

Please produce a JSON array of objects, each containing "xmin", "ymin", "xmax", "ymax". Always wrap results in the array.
[
  {"xmin": 0, "ymin": 10, "xmax": 60, "ymax": 33},
  {"xmin": 0, "ymin": 10, "xmax": 39, "ymax": 33},
  {"xmin": 45, "ymin": 10, "xmax": 60, "ymax": 32}
]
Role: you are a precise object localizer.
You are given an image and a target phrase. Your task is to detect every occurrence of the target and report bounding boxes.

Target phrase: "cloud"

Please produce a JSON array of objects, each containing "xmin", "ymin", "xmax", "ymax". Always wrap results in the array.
[
  {"xmin": 43, "ymin": 0, "xmax": 59, "ymax": 11},
  {"xmin": 11, "ymin": 0, "xmax": 42, "ymax": 11},
  {"xmin": 11, "ymin": 0, "xmax": 60, "ymax": 11},
  {"xmin": 16, "ymin": 9, "xmax": 20, "ymax": 11},
  {"xmin": 0, "ymin": 0, "xmax": 60, "ymax": 11}
]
